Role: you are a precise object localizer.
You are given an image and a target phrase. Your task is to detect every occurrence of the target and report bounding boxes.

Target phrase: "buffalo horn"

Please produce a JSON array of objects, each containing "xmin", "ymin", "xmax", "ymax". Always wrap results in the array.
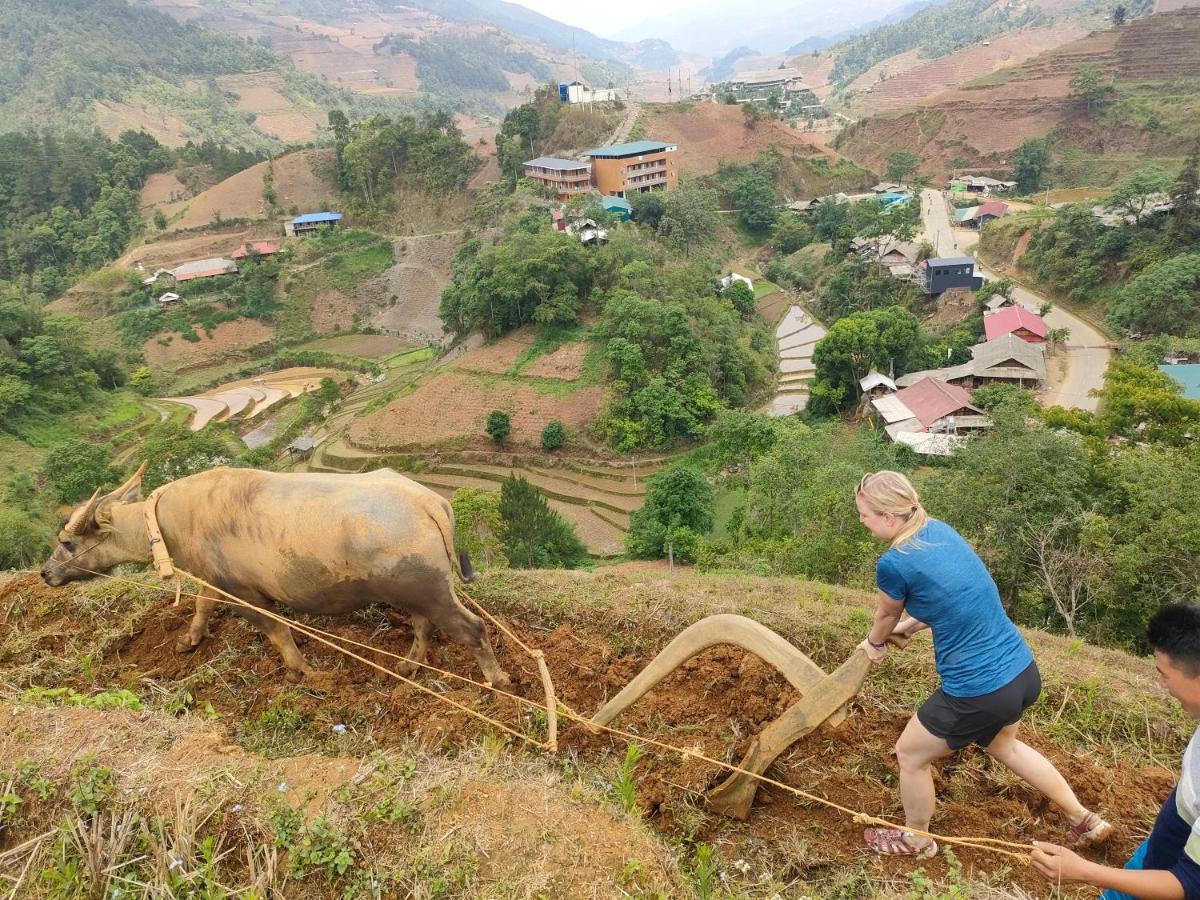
[
  {"xmin": 66, "ymin": 489, "xmax": 103, "ymax": 535},
  {"xmin": 108, "ymin": 461, "xmax": 148, "ymax": 502}
]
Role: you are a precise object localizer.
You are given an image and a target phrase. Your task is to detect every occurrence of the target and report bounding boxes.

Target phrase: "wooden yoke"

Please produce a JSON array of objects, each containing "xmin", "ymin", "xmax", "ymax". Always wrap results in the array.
[{"xmin": 589, "ymin": 613, "xmax": 906, "ymax": 820}]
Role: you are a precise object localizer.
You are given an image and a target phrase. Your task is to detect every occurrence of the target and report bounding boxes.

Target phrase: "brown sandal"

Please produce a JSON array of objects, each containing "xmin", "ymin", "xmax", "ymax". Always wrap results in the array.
[
  {"xmin": 1067, "ymin": 811, "xmax": 1113, "ymax": 846},
  {"xmin": 864, "ymin": 827, "xmax": 939, "ymax": 858}
]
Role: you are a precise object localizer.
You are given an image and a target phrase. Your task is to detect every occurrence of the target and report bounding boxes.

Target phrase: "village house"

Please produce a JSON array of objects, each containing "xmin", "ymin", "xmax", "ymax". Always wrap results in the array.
[
  {"xmin": 715, "ymin": 67, "xmax": 825, "ymax": 116},
  {"xmin": 918, "ymin": 256, "xmax": 983, "ymax": 295},
  {"xmin": 523, "ymin": 157, "xmax": 593, "ymax": 199},
  {"xmin": 947, "ymin": 176, "xmax": 1017, "ymax": 194},
  {"xmin": 170, "ymin": 257, "xmax": 238, "ymax": 284},
  {"xmin": 584, "ymin": 141, "xmax": 679, "ymax": 197},
  {"xmin": 231, "ymin": 240, "xmax": 282, "ymax": 260},
  {"xmin": 984, "ymin": 305, "xmax": 1048, "ymax": 343},
  {"xmin": 719, "ymin": 272, "xmax": 754, "ymax": 291},
  {"xmin": 156, "ymin": 291, "xmax": 181, "ymax": 306},
  {"xmin": 559, "ymin": 81, "xmax": 622, "ymax": 104},
  {"xmin": 895, "ymin": 333, "xmax": 1047, "ymax": 390},
  {"xmin": 602, "ymin": 196, "xmax": 632, "ymax": 221},
  {"xmin": 286, "ymin": 211, "xmax": 342, "ymax": 236},
  {"xmin": 859, "ymin": 370, "xmax": 897, "ymax": 398},
  {"xmin": 871, "ymin": 376, "xmax": 991, "ymax": 450},
  {"xmin": 953, "ymin": 200, "xmax": 1009, "ymax": 228}
]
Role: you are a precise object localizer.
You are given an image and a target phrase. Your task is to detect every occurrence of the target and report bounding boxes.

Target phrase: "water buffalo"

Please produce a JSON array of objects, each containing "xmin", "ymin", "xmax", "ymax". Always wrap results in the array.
[{"xmin": 41, "ymin": 464, "xmax": 510, "ymax": 687}]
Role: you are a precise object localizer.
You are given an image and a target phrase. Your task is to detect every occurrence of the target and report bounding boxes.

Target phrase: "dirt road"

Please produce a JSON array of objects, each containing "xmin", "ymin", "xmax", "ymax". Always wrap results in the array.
[{"xmin": 919, "ymin": 189, "xmax": 1110, "ymax": 411}]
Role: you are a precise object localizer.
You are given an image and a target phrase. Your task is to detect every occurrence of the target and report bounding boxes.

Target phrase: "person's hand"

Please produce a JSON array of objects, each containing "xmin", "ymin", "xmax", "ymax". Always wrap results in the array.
[
  {"xmin": 858, "ymin": 638, "xmax": 887, "ymax": 663},
  {"xmin": 1029, "ymin": 841, "xmax": 1095, "ymax": 883}
]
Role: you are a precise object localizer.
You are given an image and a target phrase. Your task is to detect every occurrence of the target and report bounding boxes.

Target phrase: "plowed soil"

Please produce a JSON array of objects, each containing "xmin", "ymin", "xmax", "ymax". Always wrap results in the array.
[
  {"xmin": 0, "ymin": 572, "xmax": 1169, "ymax": 897},
  {"xmin": 347, "ymin": 371, "xmax": 605, "ymax": 451}
]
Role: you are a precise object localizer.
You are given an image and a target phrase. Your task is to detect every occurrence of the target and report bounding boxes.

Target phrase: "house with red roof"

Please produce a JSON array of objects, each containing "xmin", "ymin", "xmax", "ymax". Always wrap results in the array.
[
  {"xmin": 984, "ymin": 305, "xmax": 1048, "ymax": 343},
  {"xmin": 871, "ymin": 376, "xmax": 990, "ymax": 450},
  {"xmin": 231, "ymin": 240, "xmax": 281, "ymax": 260},
  {"xmin": 953, "ymin": 200, "xmax": 1009, "ymax": 228}
]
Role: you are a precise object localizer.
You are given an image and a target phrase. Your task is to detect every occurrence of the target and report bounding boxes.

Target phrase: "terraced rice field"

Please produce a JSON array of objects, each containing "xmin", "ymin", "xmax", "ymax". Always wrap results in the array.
[
  {"xmin": 770, "ymin": 305, "xmax": 826, "ymax": 417},
  {"xmin": 162, "ymin": 367, "xmax": 341, "ymax": 431}
]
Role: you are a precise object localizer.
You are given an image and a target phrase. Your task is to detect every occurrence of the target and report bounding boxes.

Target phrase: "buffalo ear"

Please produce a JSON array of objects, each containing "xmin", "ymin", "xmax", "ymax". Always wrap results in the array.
[
  {"xmin": 94, "ymin": 497, "xmax": 118, "ymax": 533},
  {"xmin": 110, "ymin": 461, "xmax": 147, "ymax": 504}
]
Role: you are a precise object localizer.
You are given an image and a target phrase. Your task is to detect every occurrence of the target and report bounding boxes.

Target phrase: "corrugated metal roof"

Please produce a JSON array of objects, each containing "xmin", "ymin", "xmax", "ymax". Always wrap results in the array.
[
  {"xmin": 172, "ymin": 257, "xmax": 237, "ymax": 280},
  {"xmin": 984, "ymin": 306, "xmax": 1048, "ymax": 341},
  {"xmin": 292, "ymin": 212, "xmax": 343, "ymax": 225},
  {"xmin": 924, "ymin": 256, "xmax": 976, "ymax": 267},
  {"xmin": 585, "ymin": 140, "xmax": 673, "ymax": 158},
  {"xmin": 871, "ymin": 394, "xmax": 915, "ymax": 424},
  {"xmin": 524, "ymin": 156, "xmax": 589, "ymax": 170},
  {"xmin": 893, "ymin": 431, "xmax": 967, "ymax": 456},
  {"xmin": 859, "ymin": 371, "xmax": 897, "ymax": 392},
  {"xmin": 972, "ymin": 333, "xmax": 1046, "ymax": 378},
  {"xmin": 892, "ymin": 377, "xmax": 983, "ymax": 429},
  {"xmin": 231, "ymin": 241, "xmax": 281, "ymax": 259}
]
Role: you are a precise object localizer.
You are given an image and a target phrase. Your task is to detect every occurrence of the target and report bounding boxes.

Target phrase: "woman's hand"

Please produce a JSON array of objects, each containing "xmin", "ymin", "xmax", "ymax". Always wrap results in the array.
[
  {"xmin": 858, "ymin": 638, "xmax": 888, "ymax": 663},
  {"xmin": 1029, "ymin": 842, "xmax": 1095, "ymax": 883}
]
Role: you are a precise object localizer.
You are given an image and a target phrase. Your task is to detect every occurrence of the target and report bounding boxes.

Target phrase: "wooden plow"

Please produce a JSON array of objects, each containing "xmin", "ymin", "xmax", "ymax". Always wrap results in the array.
[{"xmin": 590, "ymin": 613, "xmax": 904, "ymax": 819}]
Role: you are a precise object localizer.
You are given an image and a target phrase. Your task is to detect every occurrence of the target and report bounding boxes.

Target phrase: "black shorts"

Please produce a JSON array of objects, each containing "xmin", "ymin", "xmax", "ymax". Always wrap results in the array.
[{"xmin": 917, "ymin": 661, "xmax": 1041, "ymax": 750}]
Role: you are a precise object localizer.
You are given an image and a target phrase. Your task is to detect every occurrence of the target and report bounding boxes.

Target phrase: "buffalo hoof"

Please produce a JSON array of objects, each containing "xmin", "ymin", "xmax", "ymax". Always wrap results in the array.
[
  {"xmin": 174, "ymin": 632, "xmax": 204, "ymax": 654},
  {"xmin": 490, "ymin": 670, "xmax": 513, "ymax": 689}
]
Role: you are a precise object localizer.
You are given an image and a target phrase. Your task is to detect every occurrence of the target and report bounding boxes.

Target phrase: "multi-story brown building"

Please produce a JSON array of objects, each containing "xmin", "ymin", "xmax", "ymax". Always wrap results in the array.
[
  {"xmin": 522, "ymin": 156, "xmax": 593, "ymax": 199},
  {"xmin": 584, "ymin": 141, "xmax": 678, "ymax": 198}
]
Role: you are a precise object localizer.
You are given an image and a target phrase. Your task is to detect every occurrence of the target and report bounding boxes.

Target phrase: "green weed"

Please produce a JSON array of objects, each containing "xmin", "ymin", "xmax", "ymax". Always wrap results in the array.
[
  {"xmin": 688, "ymin": 843, "xmax": 719, "ymax": 900},
  {"xmin": 289, "ymin": 815, "xmax": 361, "ymax": 878},
  {"xmin": 610, "ymin": 743, "xmax": 644, "ymax": 816},
  {"xmin": 68, "ymin": 762, "xmax": 115, "ymax": 815},
  {"xmin": 21, "ymin": 685, "xmax": 143, "ymax": 711}
]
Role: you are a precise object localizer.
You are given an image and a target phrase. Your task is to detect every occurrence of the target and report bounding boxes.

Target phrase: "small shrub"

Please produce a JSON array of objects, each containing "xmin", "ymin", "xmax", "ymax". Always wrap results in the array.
[
  {"xmin": 540, "ymin": 419, "xmax": 565, "ymax": 450},
  {"xmin": 485, "ymin": 409, "xmax": 511, "ymax": 444},
  {"xmin": 69, "ymin": 763, "xmax": 115, "ymax": 815}
]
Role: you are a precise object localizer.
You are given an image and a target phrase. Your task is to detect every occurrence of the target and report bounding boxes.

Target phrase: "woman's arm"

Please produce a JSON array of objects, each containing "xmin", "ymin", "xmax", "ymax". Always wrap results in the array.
[
  {"xmin": 859, "ymin": 590, "xmax": 906, "ymax": 661},
  {"xmin": 894, "ymin": 616, "xmax": 929, "ymax": 637}
]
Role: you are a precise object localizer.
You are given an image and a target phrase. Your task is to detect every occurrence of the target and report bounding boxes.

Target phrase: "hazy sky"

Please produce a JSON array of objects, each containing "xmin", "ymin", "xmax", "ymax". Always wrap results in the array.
[{"xmin": 508, "ymin": 0, "xmax": 696, "ymax": 39}]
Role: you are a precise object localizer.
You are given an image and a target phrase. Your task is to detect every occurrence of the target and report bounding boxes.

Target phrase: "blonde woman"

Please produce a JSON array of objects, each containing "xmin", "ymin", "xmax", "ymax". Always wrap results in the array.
[{"xmin": 854, "ymin": 470, "xmax": 1112, "ymax": 858}]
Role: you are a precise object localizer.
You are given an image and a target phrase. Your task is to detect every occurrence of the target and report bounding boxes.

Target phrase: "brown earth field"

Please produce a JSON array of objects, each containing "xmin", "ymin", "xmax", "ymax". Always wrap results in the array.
[
  {"xmin": 641, "ymin": 104, "xmax": 837, "ymax": 176},
  {"xmin": 837, "ymin": 7, "xmax": 1200, "ymax": 180},
  {"xmin": 151, "ymin": 148, "xmax": 338, "ymax": 231},
  {"xmin": 142, "ymin": 318, "xmax": 275, "ymax": 369},
  {"xmin": 843, "ymin": 22, "xmax": 1094, "ymax": 116},
  {"xmin": 117, "ymin": 225, "xmax": 283, "ymax": 272},
  {"xmin": 0, "ymin": 567, "xmax": 1184, "ymax": 897},
  {"xmin": 346, "ymin": 371, "xmax": 605, "ymax": 451},
  {"xmin": 93, "ymin": 99, "xmax": 194, "ymax": 146}
]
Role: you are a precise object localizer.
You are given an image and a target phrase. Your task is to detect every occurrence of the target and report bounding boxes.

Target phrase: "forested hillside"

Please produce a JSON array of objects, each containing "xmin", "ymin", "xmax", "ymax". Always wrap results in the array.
[{"xmin": 2, "ymin": 0, "xmax": 363, "ymax": 149}]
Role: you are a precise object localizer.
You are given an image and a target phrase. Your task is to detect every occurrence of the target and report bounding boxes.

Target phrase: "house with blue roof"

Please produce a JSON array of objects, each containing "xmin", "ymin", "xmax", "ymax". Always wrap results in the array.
[{"xmin": 287, "ymin": 211, "xmax": 343, "ymax": 236}]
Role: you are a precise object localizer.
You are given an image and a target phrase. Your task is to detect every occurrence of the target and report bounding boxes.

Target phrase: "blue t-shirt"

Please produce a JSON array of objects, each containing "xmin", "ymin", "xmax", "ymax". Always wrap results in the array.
[{"xmin": 876, "ymin": 519, "xmax": 1033, "ymax": 697}]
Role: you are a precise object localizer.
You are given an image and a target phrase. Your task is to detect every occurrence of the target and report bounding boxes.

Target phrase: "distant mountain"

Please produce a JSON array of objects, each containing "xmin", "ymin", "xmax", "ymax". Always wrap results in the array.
[
  {"xmin": 614, "ymin": 0, "xmax": 927, "ymax": 57},
  {"xmin": 784, "ymin": 0, "xmax": 943, "ymax": 56},
  {"xmin": 700, "ymin": 47, "xmax": 759, "ymax": 82},
  {"xmin": 0, "ymin": 0, "xmax": 355, "ymax": 150},
  {"xmin": 408, "ymin": 0, "xmax": 680, "ymax": 68}
]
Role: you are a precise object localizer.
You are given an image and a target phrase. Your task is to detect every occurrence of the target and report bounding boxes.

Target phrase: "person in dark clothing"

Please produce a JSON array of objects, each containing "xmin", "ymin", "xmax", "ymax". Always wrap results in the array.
[{"xmin": 1032, "ymin": 603, "xmax": 1200, "ymax": 899}]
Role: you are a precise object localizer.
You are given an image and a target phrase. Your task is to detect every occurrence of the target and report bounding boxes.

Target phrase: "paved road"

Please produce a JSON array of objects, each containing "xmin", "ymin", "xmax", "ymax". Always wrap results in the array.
[{"xmin": 919, "ymin": 189, "xmax": 1110, "ymax": 411}]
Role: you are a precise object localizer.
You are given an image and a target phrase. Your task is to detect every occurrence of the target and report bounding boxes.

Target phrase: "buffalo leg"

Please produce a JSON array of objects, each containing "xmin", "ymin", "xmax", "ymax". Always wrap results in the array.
[
  {"xmin": 424, "ymin": 582, "xmax": 511, "ymax": 687},
  {"xmin": 398, "ymin": 614, "xmax": 434, "ymax": 677},
  {"xmin": 176, "ymin": 589, "xmax": 218, "ymax": 653},
  {"xmin": 237, "ymin": 604, "xmax": 315, "ymax": 682}
]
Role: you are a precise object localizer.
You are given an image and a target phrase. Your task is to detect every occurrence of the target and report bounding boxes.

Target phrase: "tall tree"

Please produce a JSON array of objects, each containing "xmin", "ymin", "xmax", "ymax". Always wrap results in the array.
[
  {"xmin": 1011, "ymin": 139, "xmax": 1050, "ymax": 194},
  {"xmin": 1171, "ymin": 141, "xmax": 1200, "ymax": 242},
  {"xmin": 885, "ymin": 151, "xmax": 920, "ymax": 185},
  {"xmin": 1106, "ymin": 166, "xmax": 1172, "ymax": 220},
  {"xmin": 498, "ymin": 475, "xmax": 587, "ymax": 568}
]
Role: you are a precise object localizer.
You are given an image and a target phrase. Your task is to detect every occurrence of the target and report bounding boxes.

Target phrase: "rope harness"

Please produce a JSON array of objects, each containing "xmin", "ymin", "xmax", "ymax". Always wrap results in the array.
[{"xmin": 92, "ymin": 495, "xmax": 1035, "ymax": 863}]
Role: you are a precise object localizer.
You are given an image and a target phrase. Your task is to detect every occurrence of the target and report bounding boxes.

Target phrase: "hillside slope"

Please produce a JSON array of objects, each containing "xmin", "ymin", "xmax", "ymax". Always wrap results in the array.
[
  {"xmin": 1, "ymin": 0, "xmax": 362, "ymax": 149},
  {"xmin": 836, "ymin": 6, "xmax": 1200, "ymax": 181},
  {"xmin": 0, "ymin": 564, "xmax": 1185, "ymax": 896}
]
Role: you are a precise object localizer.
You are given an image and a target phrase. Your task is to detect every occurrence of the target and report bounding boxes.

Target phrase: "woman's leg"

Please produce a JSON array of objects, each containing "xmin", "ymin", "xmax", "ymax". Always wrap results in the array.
[
  {"xmin": 896, "ymin": 713, "xmax": 956, "ymax": 839},
  {"xmin": 983, "ymin": 721, "xmax": 1089, "ymax": 823}
]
